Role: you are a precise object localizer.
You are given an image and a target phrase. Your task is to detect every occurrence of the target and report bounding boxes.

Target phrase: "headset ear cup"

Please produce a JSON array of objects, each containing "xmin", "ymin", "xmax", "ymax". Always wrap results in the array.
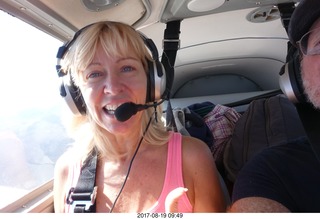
[
  {"xmin": 279, "ymin": 47, "xmax": 306, "ymax": 103},
  {"xmin": 60, "ymin": 74, "xmax": 86, "ymax": 115},
  {"xmin": 155, "ymin": 61, "xmax": 166, "ymax": 100},
  {"xmin": 145, "ymin": 59, "xmax": 167, "ymax": 103},
  {"xmin": 140, "ymin": 33, "xmax": 169, "ymax": 103},
  {"xmin": 289, "ymin": 50, "xmax": 306, "ymax": 102},
  {"xmin": 146, "ymin": 60, "xmax": 155, "ymax": 103}
]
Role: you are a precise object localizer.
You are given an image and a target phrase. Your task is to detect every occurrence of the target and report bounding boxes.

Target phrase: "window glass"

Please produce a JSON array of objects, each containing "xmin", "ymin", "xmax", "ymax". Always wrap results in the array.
[{"xmin": 0, "ymin": 11, "xmax": 73, "ymax": 208}]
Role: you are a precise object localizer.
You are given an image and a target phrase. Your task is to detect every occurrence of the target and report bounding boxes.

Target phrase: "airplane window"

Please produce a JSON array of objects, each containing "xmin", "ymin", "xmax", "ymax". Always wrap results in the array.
[{"xmin": 0, "ymin": 11, "xmax": 73, "ymax": 208}]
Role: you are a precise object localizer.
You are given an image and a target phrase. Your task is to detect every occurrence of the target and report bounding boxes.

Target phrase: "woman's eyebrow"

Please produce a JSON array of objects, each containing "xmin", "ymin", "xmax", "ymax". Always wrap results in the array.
[
  {"xmin": 86, "ymin": 57, "xmax": 140, "ymax": 68},
  {"xmin": 87, "ymin": 62, "xmax": 102, "ymax": 68},
  {"xmin": 116, "ymin": 57, "xmax": 139, "ymax": 63}
]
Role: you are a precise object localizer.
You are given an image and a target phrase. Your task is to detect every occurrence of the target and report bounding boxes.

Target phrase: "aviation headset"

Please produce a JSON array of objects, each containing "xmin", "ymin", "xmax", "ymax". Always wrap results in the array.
[
  {"xmin": 56, "ymin": 21, "xmax": 167, "ymax": 116},
  {"xmin": 279, "ymin": 0, "xmax": 320, "ymax": 104},
  {"xmin": 279, "ymin": 42, "xmax": 307, "ymax": 104}
]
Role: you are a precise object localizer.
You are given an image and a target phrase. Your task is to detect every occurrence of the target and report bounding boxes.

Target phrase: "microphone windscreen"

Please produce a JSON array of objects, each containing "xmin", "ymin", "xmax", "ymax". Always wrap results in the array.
[{"xmin": 114, "ymin": 102, "xmax": 138, "ymax": 122}]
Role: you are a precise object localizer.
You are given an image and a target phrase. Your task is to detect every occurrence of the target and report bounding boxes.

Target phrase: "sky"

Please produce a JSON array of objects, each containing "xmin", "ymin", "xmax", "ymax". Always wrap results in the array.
[
  {"xmin": 0, "ymin": 10, "xmax": 63, "ymax": 115},
  {"xmin": 0, "ymin": 10, "xmax": 71, "ymax": 208}
]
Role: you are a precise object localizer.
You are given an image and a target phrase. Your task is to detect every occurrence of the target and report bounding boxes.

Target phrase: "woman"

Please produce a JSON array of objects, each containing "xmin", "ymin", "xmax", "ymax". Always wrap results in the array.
[{"xmin": 53, "ymin": 21, "xmax": 226, "ymax": 213}]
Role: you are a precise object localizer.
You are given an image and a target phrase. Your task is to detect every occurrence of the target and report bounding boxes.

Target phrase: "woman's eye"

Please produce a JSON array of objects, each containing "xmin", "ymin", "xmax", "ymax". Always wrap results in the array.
[
  {"xmin": 84, "ymin": 71, "xmax": 105, "ymax": 83},
  {"xmin": 87, "ymin": 72, "xmax": 102, "ymax": 79},
  {"xmin": 121, "ymin": 66, "xmax": 134, "ymax": 72}
]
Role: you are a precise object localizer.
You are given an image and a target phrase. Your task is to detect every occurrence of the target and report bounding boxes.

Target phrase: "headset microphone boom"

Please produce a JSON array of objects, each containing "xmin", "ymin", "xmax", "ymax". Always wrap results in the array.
[{"xmin": 114, "ymin": 100, "xmax": 164, "ymax": 122}]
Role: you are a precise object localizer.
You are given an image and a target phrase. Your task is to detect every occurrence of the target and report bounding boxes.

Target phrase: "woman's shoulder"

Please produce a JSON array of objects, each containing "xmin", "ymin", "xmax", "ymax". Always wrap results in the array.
[
  {"xmin": 54, "ymin": 149, "xmax": 72, "ymax": 178},
  {"xmin": 54, "ymin": 147, "xmax": 82, "ymax": 177},
  {"xmin": 180, "ymin": 134, "xmax": 225, "ymax": 211},
  {"xmin": 181, "ymin": 135, "xmax": 211, "ymax": 152},
  {"xmin": 53, "ymin": 147, "xmax": 83, "ymax": 212},
  {"xmin": 181, "ymin": 135, "xmax": 214, "ymax": 166}
]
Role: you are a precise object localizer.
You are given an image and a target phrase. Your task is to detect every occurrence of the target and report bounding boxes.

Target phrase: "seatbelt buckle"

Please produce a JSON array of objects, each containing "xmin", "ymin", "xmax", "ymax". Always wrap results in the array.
[
  {"xmin": 162, "ymin": 39, "xmax": 180, "ymax": 50},
  {"xmin": 66, "ymin": 186, "xmax": 98, "ymax": 212}
]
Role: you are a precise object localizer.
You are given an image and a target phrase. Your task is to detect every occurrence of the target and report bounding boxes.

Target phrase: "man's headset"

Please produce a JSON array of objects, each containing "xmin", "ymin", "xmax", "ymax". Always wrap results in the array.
[
  {"xmin": 279, "ymin": 42, "xmax": 307, "ymax": 104},
  {"xmin": 56, "ymin": 22, "xmax": 167, "ymax": 116}
]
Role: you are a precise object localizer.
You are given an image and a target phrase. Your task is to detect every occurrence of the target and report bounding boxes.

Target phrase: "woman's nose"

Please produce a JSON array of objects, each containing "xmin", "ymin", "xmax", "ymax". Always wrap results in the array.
[{"xmin": 103, "ymin": 74, "xmax": 123, "ymax": 95}]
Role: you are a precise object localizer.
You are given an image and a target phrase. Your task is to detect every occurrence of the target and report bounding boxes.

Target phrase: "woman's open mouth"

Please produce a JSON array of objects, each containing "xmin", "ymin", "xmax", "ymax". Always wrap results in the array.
[{"xmin": 103, "ymin": 104, "xmax": 122, "ymax": 115}]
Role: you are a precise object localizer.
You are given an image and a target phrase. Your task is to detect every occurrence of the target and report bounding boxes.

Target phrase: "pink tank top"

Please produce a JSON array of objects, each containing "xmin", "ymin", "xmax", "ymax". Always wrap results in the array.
[{"xmin": 64, "ymin": 132, "xmax": 192, "ymax": 213}]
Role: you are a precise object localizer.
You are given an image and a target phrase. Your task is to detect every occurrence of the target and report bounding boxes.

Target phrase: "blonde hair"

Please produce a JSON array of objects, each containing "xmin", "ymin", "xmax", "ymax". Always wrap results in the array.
[{"xmin": 61, "ymin": 21, "xmax": 169, "ymax": 159}]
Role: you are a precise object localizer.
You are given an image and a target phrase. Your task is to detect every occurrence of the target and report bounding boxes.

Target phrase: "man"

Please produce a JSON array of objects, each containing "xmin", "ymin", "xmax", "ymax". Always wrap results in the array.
[{"xmin": 229, "ymin": 0, "xmax": 320, "ymax": 212}]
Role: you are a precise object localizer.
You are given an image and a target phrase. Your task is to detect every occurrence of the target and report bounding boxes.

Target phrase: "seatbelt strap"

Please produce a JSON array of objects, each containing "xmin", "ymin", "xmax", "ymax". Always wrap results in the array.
[
  {"xmin": 66, "ymin": 148, "xmax": 98, "ymax": 213},
  {"xmin": 161, "ymin": 20, "xmax": 182, "ymax": 131},
  {"xmin": 161, "ymin": 19, "xmax": 181, "ymax": 100},
  {"xmin": 225, "ymin": 89, "xmax": 283, "ymax": 108}
]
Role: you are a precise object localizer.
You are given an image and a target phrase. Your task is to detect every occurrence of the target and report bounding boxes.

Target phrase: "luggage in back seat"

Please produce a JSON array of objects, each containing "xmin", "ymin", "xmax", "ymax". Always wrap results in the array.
[{"xmin": 223, "ymin": 94, "xmax": 307, "ymax": 183}]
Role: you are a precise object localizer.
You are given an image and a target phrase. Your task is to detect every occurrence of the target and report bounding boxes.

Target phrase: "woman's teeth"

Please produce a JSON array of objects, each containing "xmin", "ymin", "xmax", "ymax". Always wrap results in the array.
[{"xmin": 104, "ymin": 105, "xmax": 121, "ymax": 115}]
